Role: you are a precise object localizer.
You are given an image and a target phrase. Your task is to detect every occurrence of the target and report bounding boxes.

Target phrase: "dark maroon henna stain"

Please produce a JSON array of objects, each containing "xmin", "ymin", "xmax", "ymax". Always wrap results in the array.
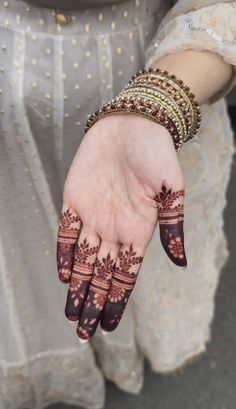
[
  {"xmin": 76, "ymin": 252, "xmax": 116, "ymax": 340},
  {"xmin": 154, "ymin": 182, "xmax": 187, "ymax": 267},
  {"xmin": 65, "ymin": 238, "xmax": 99, "ymax": 321},
  {"xmin": 57, "ymin": 208, "xmax": 81, "ymax": 284},
  {"xmin": 99, "ymin": 244, "xmax": 143, "ymax": 333}
]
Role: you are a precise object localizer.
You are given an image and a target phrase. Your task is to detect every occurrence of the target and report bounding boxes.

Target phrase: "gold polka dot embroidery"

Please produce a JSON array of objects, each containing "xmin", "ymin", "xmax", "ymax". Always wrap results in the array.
[
  {"xmin": 73, "ymin": 62, "xmax": 79, "ymax": 69},
  {"xmin": 72, "ymin": 38, "xmax": 77, "ymax": 45},
  {"xmin": 62, "ymin": 73, "xmax": 67, "ymax": 80},
  {"xmin": 45, "ymin": 93, "xmax": 51, "ymax": 99},
  {"xmin": 106, "ymin": 84, "xmax": 112, "ymax": 90},
  {"xmin": 128, "ymin": 32, "xmax": 134, "ymax": 40},
  {"xmin": 32, "ymin": 34, "xmax": 37, "ymax": 41},
  {"xmin": 74, "ymin": 84, "xmax": 80, "ymax": 90},
  {"xmin": 110, "ymin": 21, "xmax": 116, "ymax": 30},
  {"xmin": 64, "ymin": 95, "xmax": 68, "ymax": 101},
  {"xmin": 56, "ymin": 14, "xmax": 67, "ymax": 25},
  {"xmin": 98, "ymin": 13, "xmax": 103, "ymax": 21},
  {"xmin": 71, "ymin": 16, "xmax": 77, "ymax": 22},
  {"xmin": 32, "ymin": 81, "xmax": 37, "ymax": 88},
  {"xmin": 84, "ymin": 23, "xmax": 90, "ymax": 33},
  {"xmin": 116, "ymin": 47, "xmax": 122, "ymax": 54},
  {"xmin": 133, "ymin": 17, "xmax": 139, "ymax": 25},
  {"xmin": 86, "ymin": 74, "xmax": 92, "ymax": 80},
  {"xmin": 85, "ymin": 51, "xmax": 91, "ymax": 58},
  {"xmin": 135, "ymin": 0, "xmax": 140, "ymax": 7},
  {"xmin": 46, "ymin": 48, "xmax": 51, "ymax": 55},
  {"xmin": 130, "ymin": 55, "xmax": 135, "ymax": 62},
  {"xmin": 46, "ymin": 72, "xmax": 51, "ymax": 78},
  {"xmin": 118, "ymin": 70, "xmax": 123, "ymax": 76},
  {"xmin": 16, "ymin": 15, "xmax": 21, "ymax": 23},
  {"xmin": 123, "ymin": 10, "xmax": 128, "ymax": 18},
  {"xmin": 39, "ymin": 19, "xmax": 45, "ymax": 25},
  {"xmin": 31, "ymin": 58, "xmax": 37, "ymax": 66}
]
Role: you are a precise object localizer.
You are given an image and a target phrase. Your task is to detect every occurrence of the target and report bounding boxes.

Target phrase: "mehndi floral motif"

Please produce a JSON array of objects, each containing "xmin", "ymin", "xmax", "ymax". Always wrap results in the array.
[
  {"xmin": 100, "ymin": 244, "xmax": 144, "ymax": 333},
  {"xmin": 65, "ymin": 237, "xmax": 99, "ymax": 321},
  {"xmin": 57, "ymin": 207, "xmax": 81, "ymax": 283},
  {"xmin": 76, "ymin": 252, "xmax": 116, "ymax": 340},
  {"xmin": 154, "ymin": 182, "xmax": 187, "ymax": 267}
]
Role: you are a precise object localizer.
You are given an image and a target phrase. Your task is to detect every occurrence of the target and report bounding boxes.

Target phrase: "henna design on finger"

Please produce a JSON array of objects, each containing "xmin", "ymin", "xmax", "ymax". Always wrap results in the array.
[
  {"xmin": 154, "ymin": 182, "xmax": 187, "ymax": 267},
  {"xmin": 100, "ymin": 244, "xmax": 143, "ymax": 333},
  {"xmin": 76, "ymin": 252, "xmax": 116, "ymax": 340},
  {"xmin": 57, "ymin": 208, "xmax": 81, "ymax": 283},
  {"xmin": 65, "ymin": 238, "xmax": 99, "ymax": 321}
]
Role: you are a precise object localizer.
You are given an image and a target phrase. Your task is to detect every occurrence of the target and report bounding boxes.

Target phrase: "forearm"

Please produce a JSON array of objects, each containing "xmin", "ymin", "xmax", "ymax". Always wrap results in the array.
[{"xmin": 151, "ymin": 49, "xmax": 234, "ymax": 105}]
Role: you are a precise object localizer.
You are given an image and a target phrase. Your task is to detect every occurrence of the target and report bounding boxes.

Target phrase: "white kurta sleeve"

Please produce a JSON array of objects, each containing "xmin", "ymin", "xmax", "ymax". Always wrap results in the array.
[{"xmin": 145, "ymin": 1, "xmax": 236, "ymax": 104}]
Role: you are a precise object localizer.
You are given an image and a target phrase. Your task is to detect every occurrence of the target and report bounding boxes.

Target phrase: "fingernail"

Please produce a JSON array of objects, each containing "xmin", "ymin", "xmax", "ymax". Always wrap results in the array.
[
  {"xmin": 101, "ymin": 329, "xmax": 109, "ymax": 336},
  {"xmin": 78, "ymin": 337, "xmax": 89, "ymax": 344}
]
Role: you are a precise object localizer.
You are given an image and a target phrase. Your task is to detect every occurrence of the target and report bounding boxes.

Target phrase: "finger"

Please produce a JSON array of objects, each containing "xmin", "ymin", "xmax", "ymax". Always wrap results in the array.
[
  {"xmin": 100, "ymin": 243, "xmax": 144, "ymax": 333},
  {"xmin": 155, "ymin": 181, "xmax": 187, "ymax": 267},
  {"xmin": 76, "ymin": 241, "xmax": 120, "ymax": 342},
  {"xmin": 65, "ymin": 227, "xmax": 100, "ymax": 322},
  {"xmin": 57, "ymin": 205, "xmax": 82, "ymax": 283}
]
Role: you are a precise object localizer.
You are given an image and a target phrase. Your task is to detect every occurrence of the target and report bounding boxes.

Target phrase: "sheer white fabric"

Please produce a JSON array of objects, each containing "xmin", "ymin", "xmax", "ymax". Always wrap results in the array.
[{"xmin": 0, "ymin": 1, "xmax": 235, "ymax": 408}]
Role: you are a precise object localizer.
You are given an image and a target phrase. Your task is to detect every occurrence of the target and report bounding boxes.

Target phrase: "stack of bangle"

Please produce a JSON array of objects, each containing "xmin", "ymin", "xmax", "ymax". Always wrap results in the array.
[{"xmin": 84, "ymin": 67, "xmax": 201, "ymax": 151}]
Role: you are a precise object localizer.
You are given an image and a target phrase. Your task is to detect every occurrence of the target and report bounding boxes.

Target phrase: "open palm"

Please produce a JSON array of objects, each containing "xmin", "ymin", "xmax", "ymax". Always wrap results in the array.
[{"xmin": 57, "ymin": 113, "xmax": 187, "ymax": 342}]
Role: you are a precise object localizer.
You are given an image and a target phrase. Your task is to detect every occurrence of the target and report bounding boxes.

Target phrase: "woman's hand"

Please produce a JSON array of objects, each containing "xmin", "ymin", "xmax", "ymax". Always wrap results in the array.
[{"xmin": 56, "ymin": 113, "xmax": 187, "ymax": 342}]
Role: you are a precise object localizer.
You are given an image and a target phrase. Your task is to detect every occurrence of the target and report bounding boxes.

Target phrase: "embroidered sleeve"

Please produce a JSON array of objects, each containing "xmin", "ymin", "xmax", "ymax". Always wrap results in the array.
[{"xmin": 145, "ymin": 1, "xmax": 236, "ymax": 104}]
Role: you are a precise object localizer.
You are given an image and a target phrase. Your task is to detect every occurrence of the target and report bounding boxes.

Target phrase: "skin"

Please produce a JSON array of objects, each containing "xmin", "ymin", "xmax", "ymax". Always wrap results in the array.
[{"xmin": 57, "ymin": 49, "xmax": 234, "ymax": 342}]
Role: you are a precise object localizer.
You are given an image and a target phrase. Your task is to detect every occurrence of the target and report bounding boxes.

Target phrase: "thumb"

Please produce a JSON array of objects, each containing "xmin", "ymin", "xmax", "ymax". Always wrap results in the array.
[{"xmin": 155, "ymin": 181, "xmax": 187, "ymax": 267}]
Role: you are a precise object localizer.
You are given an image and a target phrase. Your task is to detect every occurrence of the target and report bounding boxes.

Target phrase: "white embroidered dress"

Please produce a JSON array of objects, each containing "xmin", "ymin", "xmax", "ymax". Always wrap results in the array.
[{"xmin": 0, "ymin": 1, "xmax": 235, "ymax": 408}]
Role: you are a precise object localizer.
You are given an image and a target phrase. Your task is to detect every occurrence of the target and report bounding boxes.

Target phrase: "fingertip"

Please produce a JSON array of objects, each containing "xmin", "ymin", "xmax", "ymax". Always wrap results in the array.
[{"xmin": 171, "ymin": 251, "xmax": 187, "ymax": 268}]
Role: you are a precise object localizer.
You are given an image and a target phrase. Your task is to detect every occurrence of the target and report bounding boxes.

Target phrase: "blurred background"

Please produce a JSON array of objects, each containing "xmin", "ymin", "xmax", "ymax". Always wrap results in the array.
[{"xmin": 50, "ymin": 91, "xmax": 236, "ymax": 409}]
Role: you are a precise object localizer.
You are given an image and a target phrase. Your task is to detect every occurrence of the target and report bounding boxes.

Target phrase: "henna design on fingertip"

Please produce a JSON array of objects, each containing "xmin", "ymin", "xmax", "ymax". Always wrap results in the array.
[
  {"xmin": 100, "ymin": 244, "xmax": 143, "ymax": 333},
  {"xmin": 154, "ymin": 182, "xmax": 187, "ymax": 267},
  {"xmin": 57, "ymin": 208, "xmax": 81, "ymax": 283},
  {"xmin": 65, "ymin": 238, "xmax": 99, "ymax": 321},
  {"xmin": 76, "ymin": 252, "xmax": 116, "ymax": 340}
]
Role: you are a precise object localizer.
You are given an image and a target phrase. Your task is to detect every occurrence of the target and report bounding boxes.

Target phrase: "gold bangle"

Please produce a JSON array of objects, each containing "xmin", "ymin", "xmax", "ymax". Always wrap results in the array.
[{"xmin": 84, "ymin": 67, "xmax": 202, "ymax": 150}]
